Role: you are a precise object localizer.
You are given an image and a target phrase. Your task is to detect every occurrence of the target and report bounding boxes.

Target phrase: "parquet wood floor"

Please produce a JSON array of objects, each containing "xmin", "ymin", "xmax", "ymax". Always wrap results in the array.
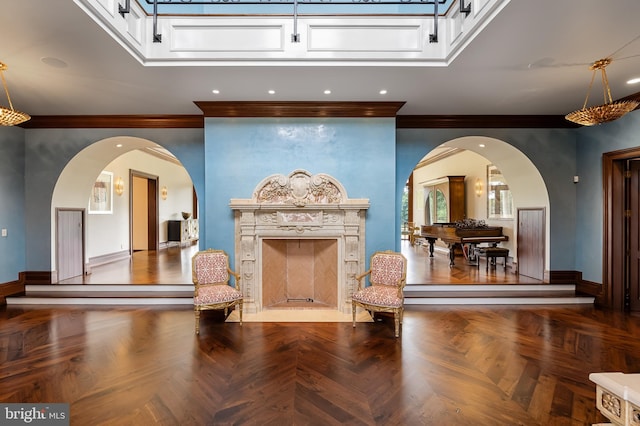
[
  {"xmin": 0, "ymin": 303, "xmax": 632, "ymax": 425},
  {"xmin": 59, "ymin": 241, "xmax": 539, "ymax": 286},
  {"xmin": 403, "ymin": 240, "xmax": 542, "ymax": 285}
]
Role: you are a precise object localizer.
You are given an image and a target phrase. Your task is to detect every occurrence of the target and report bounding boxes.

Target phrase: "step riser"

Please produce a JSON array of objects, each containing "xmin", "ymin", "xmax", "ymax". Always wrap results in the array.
[
  {"xmin": 7, "ymin": 296, "xmax": 593, "ymax": 306},
  {"xmin": 405, "ymin": 284, "xmax": 576, "ymax": 292},
  {"xmin": 404, "ymin": 297, "xmax": 594, "ymax": 305},
  {"xmin": 8, "ymin": 284, "xmax": 591, "ymax": 306},
  {"xmin": 6, "ymin": 297, "xmax": 193, "ymax": 305},
  {"xmin": 25, "ymin": 284, "xmax": 194, "ymax": 292}
]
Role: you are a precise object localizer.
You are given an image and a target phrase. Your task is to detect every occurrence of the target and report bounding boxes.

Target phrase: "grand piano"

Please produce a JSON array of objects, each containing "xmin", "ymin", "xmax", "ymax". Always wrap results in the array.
[{"xmin": 421, "ymin": 223, "xmax": 508, "ymax": 266}]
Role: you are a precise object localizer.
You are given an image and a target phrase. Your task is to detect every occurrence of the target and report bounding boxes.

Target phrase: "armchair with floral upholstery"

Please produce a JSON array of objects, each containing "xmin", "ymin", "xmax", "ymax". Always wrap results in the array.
[
  {"xmin": 352, "ymin": 250, "xmax": 407, "ymax": 337},
  {"xmin": 192, "ymin": 249, "xmax": 243, "ymax": 334}
]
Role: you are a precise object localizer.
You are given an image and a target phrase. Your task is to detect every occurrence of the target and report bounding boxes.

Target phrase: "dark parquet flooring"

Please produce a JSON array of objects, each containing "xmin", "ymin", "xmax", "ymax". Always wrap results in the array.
[
  {"xmin": 59, "ymin": 240, "xmax": 541, "ymax": 286},
  {"xmin": 0, "ymin": 303, "xmax": 635, "ymax": 425}
]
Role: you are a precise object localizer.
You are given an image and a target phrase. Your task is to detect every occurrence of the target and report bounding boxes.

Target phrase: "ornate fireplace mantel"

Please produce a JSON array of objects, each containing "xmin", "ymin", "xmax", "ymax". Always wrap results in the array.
[{"xmin": 230, "ymin": 169, "xmax": 369, "ymax": 314}]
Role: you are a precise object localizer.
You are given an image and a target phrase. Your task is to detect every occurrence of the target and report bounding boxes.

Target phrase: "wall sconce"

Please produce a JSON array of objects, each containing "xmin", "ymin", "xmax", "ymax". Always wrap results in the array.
[
  {"xmin": 114, "ymin": 176, "xmax": 124, "ymax": 196},
  {"xmin": 475, "ymin": 178, "xmax": 483, "ymax": 197},
  {"xmin": 161, "ymin": 186, "xmax": 168, "ymax": 200}
]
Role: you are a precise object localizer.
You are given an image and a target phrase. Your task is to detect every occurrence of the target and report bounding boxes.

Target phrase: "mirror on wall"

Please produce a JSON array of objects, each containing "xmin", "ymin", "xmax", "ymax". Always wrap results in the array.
[{"xmin": 487, "ymin": 165, "xmax": 513, "ymax": 219}]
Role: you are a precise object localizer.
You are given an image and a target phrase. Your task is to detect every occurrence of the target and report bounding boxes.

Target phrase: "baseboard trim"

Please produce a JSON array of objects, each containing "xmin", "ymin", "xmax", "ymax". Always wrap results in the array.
[
  {"xmin": 88, "ymin": 250, "xmax": 130, "ymax": 269},
  {"xmin": 576, "ymin": 278, "xmax": 604, "ymax": 307},
  {"xmin": 24, "ymin": 271, "xmax": 53, "ymax": 285},
  {"xmin": 0, "ymin": 273, "xmax": 26, "ymax": 304},
  {"xmin": 549, "ymin": 270, "xmax": 581, "ymax": 284}
]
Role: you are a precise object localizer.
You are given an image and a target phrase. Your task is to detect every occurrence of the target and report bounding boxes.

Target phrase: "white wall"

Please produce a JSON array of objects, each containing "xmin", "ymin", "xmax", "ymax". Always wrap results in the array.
[
  {"xmin": 87, "ymin": 150, "xmax": 194, "ymax": 259},
  {"xmin": 413, "ymin": 149, "xmax": 490, "ymax": 226}
]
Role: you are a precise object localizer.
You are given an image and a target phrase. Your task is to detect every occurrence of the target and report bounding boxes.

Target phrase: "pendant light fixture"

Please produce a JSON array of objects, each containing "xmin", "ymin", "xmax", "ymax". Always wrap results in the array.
[
  {"xmin": 0, "ymin": 61, "xmax": 30, "ymax": 126},
  {"xmin": 565, "ymin": 57, "xmax": 639, "ymax": 126}
]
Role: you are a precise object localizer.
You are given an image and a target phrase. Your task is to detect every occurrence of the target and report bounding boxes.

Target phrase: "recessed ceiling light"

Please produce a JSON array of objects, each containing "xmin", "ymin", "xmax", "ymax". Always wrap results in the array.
[
  {"xmin": 116, "ymin": 144, "xmax": 123, "ymax": 148},
  {"xmin": 627, "ymin": 77, "xmax": 640, "ymax": 85},
  {"xmin": 268, "ymin": 90, "xmax": 275, "ymax": 95},
  {"xmin": 324, "ymin": 89, "xmax": 331, "ymax": 95},
  {"xmin": 212, "ymin": 89, "xmax": 220, "ymax": 94},
  {"xmin": 478, "ymin": 144, "xmax": 485, "ymax": 148},
  {"xmin": 379, "ymin": 89, "xmax": 388, "ymax": 95}
]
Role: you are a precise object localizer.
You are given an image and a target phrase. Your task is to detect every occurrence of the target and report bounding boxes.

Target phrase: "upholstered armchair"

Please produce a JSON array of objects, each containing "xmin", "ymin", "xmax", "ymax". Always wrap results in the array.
[
  {"xmin": 352, "ymin": 250, "xmax": 407, "ymax": 337},
  {"xmin": 192, "ymin": 249, "xmax": 243, "ymax": 334}
]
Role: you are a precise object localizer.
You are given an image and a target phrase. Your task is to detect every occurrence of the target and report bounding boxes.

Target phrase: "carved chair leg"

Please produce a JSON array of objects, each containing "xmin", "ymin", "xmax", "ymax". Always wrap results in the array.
[
  {"xmin": 394, "ymin": 309, "xmax": 401, "ymax": 338},
  {"xmin": 195, "ymin": 308, "xmax": 200, "ymax": 335},
  {"xmin": 238, "ymin": 301, "xmax": 243, "ymax": 326}
]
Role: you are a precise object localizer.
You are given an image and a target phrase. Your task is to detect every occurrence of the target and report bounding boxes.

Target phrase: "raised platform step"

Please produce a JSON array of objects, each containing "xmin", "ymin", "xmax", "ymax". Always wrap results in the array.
[
  {"xmin": 6, "ymin": 284, "xmax": 194, "ymax": 306},
  {"xmin": 4, "ymin": 284, "xmax": 595, "ymax": 306},
  {"xmin": 403, "ymin": 284, "xmax": 595, "ymax": 305}
]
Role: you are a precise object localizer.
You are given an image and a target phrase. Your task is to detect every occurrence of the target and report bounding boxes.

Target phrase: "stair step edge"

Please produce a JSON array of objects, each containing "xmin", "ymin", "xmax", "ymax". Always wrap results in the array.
[
  {"xmin": 6, "ymin": 297, "xmax": 194, "ymax": 305},
  {"xmin": 404, "ymin": 296, "xmax": 594, "ymax": 305}
]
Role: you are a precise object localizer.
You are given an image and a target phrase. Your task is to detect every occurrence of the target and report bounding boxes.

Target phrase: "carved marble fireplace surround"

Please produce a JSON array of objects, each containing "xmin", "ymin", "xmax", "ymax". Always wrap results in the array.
[{"xmin": 230, "ymin": 170, "xmax": 369, "ymax": 314}]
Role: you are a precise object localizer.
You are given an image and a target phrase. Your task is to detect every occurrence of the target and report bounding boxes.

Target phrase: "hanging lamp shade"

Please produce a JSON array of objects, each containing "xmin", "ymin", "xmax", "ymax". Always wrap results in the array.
[
  {"xmin": 565, "ymin": 58, "xmax": 639, "ymax": 126},
  {"xmin": 0, "ymin": 61, "xmax": 30, "ymax": 126}
]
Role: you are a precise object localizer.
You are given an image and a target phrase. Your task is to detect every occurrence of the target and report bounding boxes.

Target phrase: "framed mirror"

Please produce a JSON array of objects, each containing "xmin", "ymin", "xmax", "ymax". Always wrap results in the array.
[{"xmin": 88, "ymin": 171, "xmax": 113, "ymax": 214}]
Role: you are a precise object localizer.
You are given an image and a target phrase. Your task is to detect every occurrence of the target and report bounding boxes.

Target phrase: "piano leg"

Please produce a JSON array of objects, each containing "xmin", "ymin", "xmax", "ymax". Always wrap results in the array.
[
  {"xmin": 425, "ymin": 238, "xmax": 436, "ymax": 257},
  {"xmin": 447, "ymin": 243, "xmax": 456, "ymax": 267}
]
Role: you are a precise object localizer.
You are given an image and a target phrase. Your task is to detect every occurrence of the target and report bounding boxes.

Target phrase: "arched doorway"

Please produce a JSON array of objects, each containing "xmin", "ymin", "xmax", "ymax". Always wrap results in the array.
[
  {"xmin": 51, "ymin": 136, "xmax": 197, "ymax": 284},
  {"xmin": 403, "ymin": 136, "xmax": 550, "ymax": 283}
]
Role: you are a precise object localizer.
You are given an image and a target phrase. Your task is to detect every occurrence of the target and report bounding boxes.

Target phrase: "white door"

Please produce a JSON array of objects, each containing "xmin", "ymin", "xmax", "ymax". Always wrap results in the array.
[{"xmin": 57, "ymin": 209, "xmax": 84, "ymax": 281}]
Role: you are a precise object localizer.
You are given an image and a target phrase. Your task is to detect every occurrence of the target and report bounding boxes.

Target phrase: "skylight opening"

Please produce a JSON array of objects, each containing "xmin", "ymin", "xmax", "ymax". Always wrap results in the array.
[{"xmin": 134, "ymin": 0, "xmax": 456, "ymax": 16}]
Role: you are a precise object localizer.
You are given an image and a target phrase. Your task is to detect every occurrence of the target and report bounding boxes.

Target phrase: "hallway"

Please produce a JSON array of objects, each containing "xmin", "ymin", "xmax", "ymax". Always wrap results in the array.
[{"xmin": 59, "ymin": 240, "xmax": 542, "ymax": 285}]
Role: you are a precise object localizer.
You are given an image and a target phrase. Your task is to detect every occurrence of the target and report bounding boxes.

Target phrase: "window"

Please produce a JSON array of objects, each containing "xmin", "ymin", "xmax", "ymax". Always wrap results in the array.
[
  {"xmin": 487, "ymin": 165, "xmax": 513, "ymax": 219},
  {"xmin": 425, "ymin": 188, "xmax": 448, "ymax": 224}
]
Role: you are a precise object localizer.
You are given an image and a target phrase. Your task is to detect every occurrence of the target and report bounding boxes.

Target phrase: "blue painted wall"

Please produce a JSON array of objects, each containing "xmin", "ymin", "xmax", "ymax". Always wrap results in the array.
[
  {"xmin": 203, "ymin": 118, "xmax": 398, "ymax": 267},
  {"xmin": 0, "ymin": 127, "xmax": 26, "ymax": 283},
  {"xmin": 2, "ymin": 111, "xmax": 640, "ymax": 286},
  {"xmin": 574, "ymin": 112, "xmax": 640, "ymax": 282},
  {"xmin": 21, "ymin": 128, "xmax": 204, "ymax": 273}
]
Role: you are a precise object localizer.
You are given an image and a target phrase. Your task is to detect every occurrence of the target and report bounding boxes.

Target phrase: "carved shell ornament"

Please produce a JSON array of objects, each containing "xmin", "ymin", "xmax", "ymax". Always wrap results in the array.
[{"xmin": 255, "ymin": 170, "xmax": 344, "ymax": 206}]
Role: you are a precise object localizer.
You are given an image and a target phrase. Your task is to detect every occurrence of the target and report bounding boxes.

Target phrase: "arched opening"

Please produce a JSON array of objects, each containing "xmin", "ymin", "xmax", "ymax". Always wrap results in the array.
[
  {"xmin": 51, "ymin": 136, "xmax": 197, "ymax": 284},
  {"xmin": 403, "ymin": 136, "xmax": 550, "ymax": 284}
]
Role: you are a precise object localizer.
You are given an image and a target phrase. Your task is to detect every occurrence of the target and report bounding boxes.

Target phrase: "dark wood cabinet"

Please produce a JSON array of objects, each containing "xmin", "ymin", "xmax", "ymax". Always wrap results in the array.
[{"xmin": 447, "ymin": 176, "xmax": 466, "ymax": 222}]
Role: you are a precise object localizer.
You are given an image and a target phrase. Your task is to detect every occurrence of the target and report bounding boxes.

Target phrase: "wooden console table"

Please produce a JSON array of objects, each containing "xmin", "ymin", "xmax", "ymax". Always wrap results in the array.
[
  {"xmin": 168, "ymin": 219, "xmax": 199, "ymax": 246},
  {"xmin": 590, "ymin": 372, "xmax": 640, "ymax": 425}
]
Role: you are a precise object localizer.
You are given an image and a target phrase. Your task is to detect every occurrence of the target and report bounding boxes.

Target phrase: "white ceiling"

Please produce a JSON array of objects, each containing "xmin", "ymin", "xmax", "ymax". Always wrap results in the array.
[{"xmin": 1, "ymin": 0, "xmax": 640, "ymax": 118}]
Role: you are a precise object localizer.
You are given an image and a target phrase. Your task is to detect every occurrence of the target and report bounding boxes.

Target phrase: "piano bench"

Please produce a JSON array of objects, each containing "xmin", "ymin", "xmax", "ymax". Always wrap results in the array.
[{"xmin": 476, "ymin": 247, "xmax": 509, "ymax": 271}]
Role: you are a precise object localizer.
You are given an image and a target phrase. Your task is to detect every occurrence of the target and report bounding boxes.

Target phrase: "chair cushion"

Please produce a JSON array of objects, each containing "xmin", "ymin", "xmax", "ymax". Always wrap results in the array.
[
  {"xmin": 352, "ymin": 285, "xmax": 403, "ymax": 308},
  {"xmin": 195, "ymin": 284, "xmax": 242, "ymax": 305},
  {"xmin": 194, "ymin": 253, "xmax": 229, "ymax": 284},
  {"xmin": 370, "ymin": 253, "xmax": 405, "ymax": 286}
]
